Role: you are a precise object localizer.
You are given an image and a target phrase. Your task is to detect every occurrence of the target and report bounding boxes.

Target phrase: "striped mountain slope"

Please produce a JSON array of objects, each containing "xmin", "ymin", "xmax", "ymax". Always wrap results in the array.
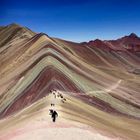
[{"xmin": 0, "ymin": 24, "xmax": 140, "ymax": 140}]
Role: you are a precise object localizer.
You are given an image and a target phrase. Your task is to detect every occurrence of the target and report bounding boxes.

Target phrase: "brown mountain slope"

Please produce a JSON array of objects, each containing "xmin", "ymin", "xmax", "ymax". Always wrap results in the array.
[
  {"xmin": 84, "ymin": 33, "xmax": 140, "ymax": 52},
  {"xmin": 0, "ymin": 23, "xmax": 36, "ymax": 49}
]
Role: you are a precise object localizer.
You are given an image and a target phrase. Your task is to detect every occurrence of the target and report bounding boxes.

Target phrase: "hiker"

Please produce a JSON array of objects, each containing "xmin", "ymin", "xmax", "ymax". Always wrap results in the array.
[
  {"xmin": 60, "ymin": 94, "xmax": 63, "ymax": 98},
  {"xmin": 52, "ymin": 91, "xmax": 56, "ymax": 98},
  {"xmin": 49, "ymin": 109, "xmax": 58, "ymax": 122},
  {"xmin": 51, "ymin": 103, "xmax": 55, "ymax": 106},
  {"xmin": 49, "ymin": 109, "xmax": 54, "ymax": 116},
  {"xmin": 52, "ymin": 110, "xmax": 58, "ymax": 122},
  {"xmin": 57, "ymin": 93, "xmax": 60, "ymax": 98},
  {"xmin": 61, "ymin": 100, "xmax": 65, "ymax": 103},
  {"xmin": 60, "ymin": 97, "xmax": 67, "ymax": 103}
]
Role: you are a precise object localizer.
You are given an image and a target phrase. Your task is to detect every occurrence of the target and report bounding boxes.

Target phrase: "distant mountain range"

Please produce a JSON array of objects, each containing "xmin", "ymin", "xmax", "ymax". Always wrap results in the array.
[{"xmin": 83, "ymin": 32, "xmax": 140, "ymax": 52}]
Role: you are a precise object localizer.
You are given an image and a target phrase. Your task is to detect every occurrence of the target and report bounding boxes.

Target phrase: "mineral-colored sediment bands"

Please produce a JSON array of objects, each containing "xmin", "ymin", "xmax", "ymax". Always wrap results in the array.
[{"xmin": 0, "ymin": 24, "xmax": 140, "ymax": 140}]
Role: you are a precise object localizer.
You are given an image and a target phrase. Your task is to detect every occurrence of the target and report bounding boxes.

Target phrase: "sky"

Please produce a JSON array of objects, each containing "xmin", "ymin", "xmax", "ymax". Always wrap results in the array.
[{"xmin": 0, "ymin": 0, "xmax": 140, "ymax": 42}]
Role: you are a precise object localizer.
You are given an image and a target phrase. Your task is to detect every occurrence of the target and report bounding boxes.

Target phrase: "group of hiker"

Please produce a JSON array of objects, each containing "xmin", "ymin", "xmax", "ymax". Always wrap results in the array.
[{"xmin": 49, "ymin": 89, "xmax": 66, "ymax": 122}]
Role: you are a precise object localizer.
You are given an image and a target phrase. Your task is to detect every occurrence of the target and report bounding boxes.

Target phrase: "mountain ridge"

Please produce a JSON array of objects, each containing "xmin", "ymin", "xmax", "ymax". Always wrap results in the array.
[{"xmin": 1, "ymin": 23, "xmax": 140, "ymax": 53}]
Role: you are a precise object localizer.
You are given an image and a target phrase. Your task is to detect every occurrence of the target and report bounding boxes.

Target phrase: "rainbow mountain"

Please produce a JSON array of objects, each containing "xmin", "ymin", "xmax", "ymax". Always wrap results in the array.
[{"xmin": 0, "ymin": 23, "xmax": 140, "ymax": 140}]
